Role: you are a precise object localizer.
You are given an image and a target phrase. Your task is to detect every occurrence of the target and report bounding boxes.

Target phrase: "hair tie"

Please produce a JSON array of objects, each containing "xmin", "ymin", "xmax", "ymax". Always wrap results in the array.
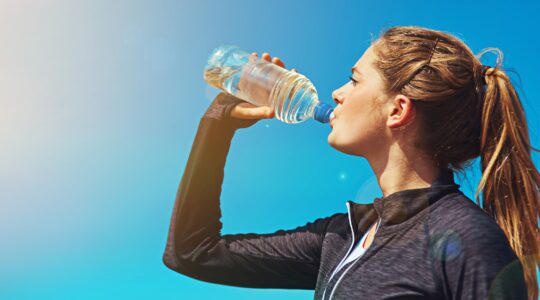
[
  {"xmin": 480, "ymin": 65, "xmax": 492, "ymax": 86},
  {"xmin": 426, "ymin": 37, "xmax": 440, "ymax": 66},
  {"xmin": 481, "ymin": 65, "xmax": 491, "ymax": 77}
]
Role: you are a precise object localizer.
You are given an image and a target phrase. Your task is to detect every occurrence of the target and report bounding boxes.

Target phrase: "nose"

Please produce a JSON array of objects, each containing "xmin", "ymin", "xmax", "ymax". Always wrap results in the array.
[{"xmin": 332, "ymin": 89, "xmax": 344, "ymax": 105}]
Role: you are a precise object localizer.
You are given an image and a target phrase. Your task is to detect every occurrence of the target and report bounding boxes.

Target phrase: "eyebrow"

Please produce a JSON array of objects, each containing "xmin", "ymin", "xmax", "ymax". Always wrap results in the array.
[{"xmin": 351, "ymin": 67, "xmax": 362, "ymax": 76}]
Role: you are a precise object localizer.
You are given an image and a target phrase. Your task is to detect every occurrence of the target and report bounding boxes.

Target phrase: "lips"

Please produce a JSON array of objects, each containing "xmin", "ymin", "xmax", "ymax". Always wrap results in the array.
[{"xmin": 329, "ymin": 111, "xmax": 337, "ymax": 127}]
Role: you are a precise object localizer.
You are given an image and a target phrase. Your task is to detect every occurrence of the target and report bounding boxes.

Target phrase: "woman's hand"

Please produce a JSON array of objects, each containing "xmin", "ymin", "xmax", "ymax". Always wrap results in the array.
[{"xmin": 229, "ymin": 52, "xmax": 297, "ymax": 120}]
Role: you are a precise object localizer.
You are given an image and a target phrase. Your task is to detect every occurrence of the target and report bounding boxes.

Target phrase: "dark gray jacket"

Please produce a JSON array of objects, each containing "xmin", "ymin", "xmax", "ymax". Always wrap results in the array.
[{"xmin": 163, "ymin": 113, "xmax": 528, "ymax": 299}]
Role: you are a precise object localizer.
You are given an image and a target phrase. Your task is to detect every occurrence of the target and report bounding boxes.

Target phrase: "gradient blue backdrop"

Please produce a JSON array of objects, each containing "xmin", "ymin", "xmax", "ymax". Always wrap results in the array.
[{"xmin": 1, "ymin": 0, "xmax": 539, "ymax": 299}]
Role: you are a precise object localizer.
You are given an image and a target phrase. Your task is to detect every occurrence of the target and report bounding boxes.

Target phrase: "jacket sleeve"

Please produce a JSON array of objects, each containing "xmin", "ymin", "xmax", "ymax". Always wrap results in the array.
[
  {"xmin": 432, "ymin": 215, "xmax": 528, "ymax": 300},
  {"xmin": 162, "ymin": 116, "xmax": 335, "ymax": 289}
]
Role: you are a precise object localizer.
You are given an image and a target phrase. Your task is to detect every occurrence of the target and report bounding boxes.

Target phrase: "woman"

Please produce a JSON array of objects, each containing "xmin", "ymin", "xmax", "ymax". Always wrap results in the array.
[{"xmin": 163, "ymin": 26, "xmax": 539, "ymax": 299}]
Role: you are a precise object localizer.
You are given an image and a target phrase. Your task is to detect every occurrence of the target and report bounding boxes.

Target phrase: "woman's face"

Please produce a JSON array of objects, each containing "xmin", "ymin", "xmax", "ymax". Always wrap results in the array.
[{"xmin": 328, "ymin": 45, "xmax": 391, "ymax": 157}]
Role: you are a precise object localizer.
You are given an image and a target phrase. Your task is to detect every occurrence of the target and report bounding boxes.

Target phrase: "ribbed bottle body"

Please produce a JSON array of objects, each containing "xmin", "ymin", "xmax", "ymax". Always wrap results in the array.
[{"xmin": 204, "ymin": 45, "xmax": 333, "ymax": 123}]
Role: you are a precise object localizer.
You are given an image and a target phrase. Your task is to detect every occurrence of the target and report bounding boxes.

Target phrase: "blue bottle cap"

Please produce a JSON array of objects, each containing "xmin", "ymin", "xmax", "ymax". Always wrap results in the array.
[{"xmin": 314, "ymin": 102, "xmax": 334, "ymax": 123}]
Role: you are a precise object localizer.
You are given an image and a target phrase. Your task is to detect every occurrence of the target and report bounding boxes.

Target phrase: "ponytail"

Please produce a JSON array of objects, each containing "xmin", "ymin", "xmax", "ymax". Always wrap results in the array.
[{"xmin": 476, "ymin": 48, "xmax": 540, "ymax": 300}]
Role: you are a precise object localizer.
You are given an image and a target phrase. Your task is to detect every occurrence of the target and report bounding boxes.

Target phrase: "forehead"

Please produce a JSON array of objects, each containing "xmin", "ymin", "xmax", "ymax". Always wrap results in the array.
[{"xmin": 352, "ymin": 46, "xmax": 377, "ymax": 75}]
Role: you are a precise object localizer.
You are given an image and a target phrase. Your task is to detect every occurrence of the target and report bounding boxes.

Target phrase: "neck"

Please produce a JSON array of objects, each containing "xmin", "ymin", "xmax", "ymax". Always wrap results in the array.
[{"xmin": 367, "ymin": 143, "xmax": 442, "ymax": 197}]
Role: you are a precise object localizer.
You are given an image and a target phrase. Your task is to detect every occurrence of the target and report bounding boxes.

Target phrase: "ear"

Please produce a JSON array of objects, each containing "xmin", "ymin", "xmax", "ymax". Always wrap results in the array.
[{"xmin": 386, "ymin": 94, "xmax": 415, "ymax": 129}]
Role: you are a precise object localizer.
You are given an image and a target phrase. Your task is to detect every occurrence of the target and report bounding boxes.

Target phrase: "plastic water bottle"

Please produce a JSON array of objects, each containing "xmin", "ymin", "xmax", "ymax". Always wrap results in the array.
[{"xmin": 203, "ymin": 45, "xmax": 334, "ymax": 124}]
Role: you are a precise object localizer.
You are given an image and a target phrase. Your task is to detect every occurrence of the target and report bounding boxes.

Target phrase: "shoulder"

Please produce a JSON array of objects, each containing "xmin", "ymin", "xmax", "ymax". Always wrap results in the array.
[
  {"xmin": 427, "ymin": 191, "xmax": 519, "ymax": 264},
  {"xmin": 429, "ymin": 191, "xmax": 508, "ymax": 242},
  {"xmin": 427, "ymin": 192, "xmax": 527, "ymax": 299},
  {"xmin": 322, "ymin": 212, "xmax": 349, "ymax": 231},
  {"xmin": 301, "ymin": 212, "xmax": 348, "ymax": 233}
]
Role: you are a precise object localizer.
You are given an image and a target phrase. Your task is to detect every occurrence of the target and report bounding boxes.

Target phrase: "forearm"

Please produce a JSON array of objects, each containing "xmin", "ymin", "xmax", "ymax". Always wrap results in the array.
[{"xmin": 163, "ymin": 117, "xmax": 236, "ymax": 269}]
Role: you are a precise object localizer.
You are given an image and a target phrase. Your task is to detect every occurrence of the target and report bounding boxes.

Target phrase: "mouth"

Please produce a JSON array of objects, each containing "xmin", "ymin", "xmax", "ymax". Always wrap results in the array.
[{"xmin": 329, "ymin": 112, "xmax": 336, "ymax": 127}]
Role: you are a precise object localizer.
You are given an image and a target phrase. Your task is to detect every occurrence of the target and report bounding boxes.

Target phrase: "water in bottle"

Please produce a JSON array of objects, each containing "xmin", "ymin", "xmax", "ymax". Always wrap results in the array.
[{"xmin": 204, "ymin": 45, "xmax": 334, "ymax": 124}]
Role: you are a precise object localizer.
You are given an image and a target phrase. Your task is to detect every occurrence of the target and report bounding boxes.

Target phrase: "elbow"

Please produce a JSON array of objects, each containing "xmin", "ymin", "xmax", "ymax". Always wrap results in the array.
[
  {"xmin": 162, "ymin": 230, "xmax": 195, "ymax": 272},
  {"xmin": 162, "ymin": 244, "xmax": 202, "ymax": 275},
  {"xmin": 163, "ymin": 248, "xmax": 208, "ymax": 281},
  {"xmin": 162, "ymin": 239, "xmax": 187, "ymax": 273},
  {"xmin": 162, "ymin": 250, "xmax": 180, "ymax": 272},
  {"xmin": 162, "ymin": 232, "xmax": 220, "ymax": 275}
]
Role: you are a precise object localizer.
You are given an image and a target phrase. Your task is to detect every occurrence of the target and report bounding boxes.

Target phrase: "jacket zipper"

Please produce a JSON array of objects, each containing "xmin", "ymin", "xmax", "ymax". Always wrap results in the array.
[
  {"xmin": 321, "ymin": 202, "xmax": 356, "ymax": 300},
  {"xmin": 327, "ymin": 217, "xmax": 381, "ymax": 300}
]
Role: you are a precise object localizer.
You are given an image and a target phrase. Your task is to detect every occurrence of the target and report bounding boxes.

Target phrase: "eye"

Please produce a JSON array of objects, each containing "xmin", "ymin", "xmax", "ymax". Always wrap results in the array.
[{"xmin": 349, "ymin": 76, "xmax": 358, "ymax": 86}]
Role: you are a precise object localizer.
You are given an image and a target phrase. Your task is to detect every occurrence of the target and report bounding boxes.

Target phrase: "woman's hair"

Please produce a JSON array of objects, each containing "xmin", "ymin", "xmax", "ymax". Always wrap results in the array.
[{"xmin": 372, "ymin": 26, "xmax": 539, "ymax": 299}]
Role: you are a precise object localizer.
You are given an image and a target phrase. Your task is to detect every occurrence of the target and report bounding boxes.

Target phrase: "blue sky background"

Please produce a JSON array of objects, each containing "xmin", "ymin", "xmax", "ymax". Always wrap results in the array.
[{"xmin": 1, "ymin": 0, "xmax": 538, "ymax": 299}]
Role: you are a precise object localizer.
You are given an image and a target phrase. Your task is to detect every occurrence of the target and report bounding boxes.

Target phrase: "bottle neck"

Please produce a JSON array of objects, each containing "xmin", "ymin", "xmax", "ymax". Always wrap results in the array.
[{"xmin": 312, "ymin": 101, "xmax": 334, "ymax": 123}]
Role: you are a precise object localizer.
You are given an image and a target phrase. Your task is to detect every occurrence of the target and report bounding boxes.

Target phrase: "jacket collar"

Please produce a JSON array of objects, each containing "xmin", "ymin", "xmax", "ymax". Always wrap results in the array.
[{"xmin": 348, "ymin": 168, "xmax": 460, "ymax": 235}]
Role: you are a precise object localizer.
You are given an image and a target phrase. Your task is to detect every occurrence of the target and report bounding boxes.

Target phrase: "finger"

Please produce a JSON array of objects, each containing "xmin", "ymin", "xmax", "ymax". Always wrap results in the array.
[
  {"xmin": 264, "ymin": 107, "xmax": 275, "ymax": 118},
  {"xmin": 272, "ymin": 57, "xmax": 285, "ymax": 68},
  {"xmin": 243, "ymin": 106, "xmax": 274, "ymax": 119},
  {"xmin": 247, "ymin": 52, "xmax": 259, "ymax": 63},
  {"xmin": 232, "ymin": 105, "xmax": 274, "ymax": 119},
  {"xmin": 262, "ymin": 52, "xmax": 271, "ymax": 62},
  {"xmin": 259, "ymin": 106, "xmax": 275, "ymax": 119},
  {"xmin": 230, "ymin": 102, "xmax": 258, "ymax": 118}
]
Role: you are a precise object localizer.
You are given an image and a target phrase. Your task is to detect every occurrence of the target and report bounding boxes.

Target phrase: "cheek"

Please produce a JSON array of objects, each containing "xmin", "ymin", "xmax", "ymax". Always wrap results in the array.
[
  {"xmin": 328, "ymin": 90, "xmax": 386, "ymax": 152},
  {"xmin": 343, "ymin": 89, "xmax": 378, "ymax": 124}
]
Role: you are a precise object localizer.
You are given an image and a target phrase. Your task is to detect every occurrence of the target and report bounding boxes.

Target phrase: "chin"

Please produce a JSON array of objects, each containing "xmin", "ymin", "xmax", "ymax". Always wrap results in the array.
[
  {"xmin": 328, "ymin": 133, "xmax": 351, "ymax": 154},
  {"xmin": 327, "ymin": 131, "xmax": 339, "ymax": 149},
  {"xmin": 328, "ymin": 133, "xmax": 363, "ymax": 157}
]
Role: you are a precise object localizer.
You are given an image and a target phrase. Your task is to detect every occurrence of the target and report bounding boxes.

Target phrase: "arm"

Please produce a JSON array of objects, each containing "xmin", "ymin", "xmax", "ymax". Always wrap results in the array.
[{"xmin": 162, "ymin": 93, "xmax": 334, "ymax": 289}]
